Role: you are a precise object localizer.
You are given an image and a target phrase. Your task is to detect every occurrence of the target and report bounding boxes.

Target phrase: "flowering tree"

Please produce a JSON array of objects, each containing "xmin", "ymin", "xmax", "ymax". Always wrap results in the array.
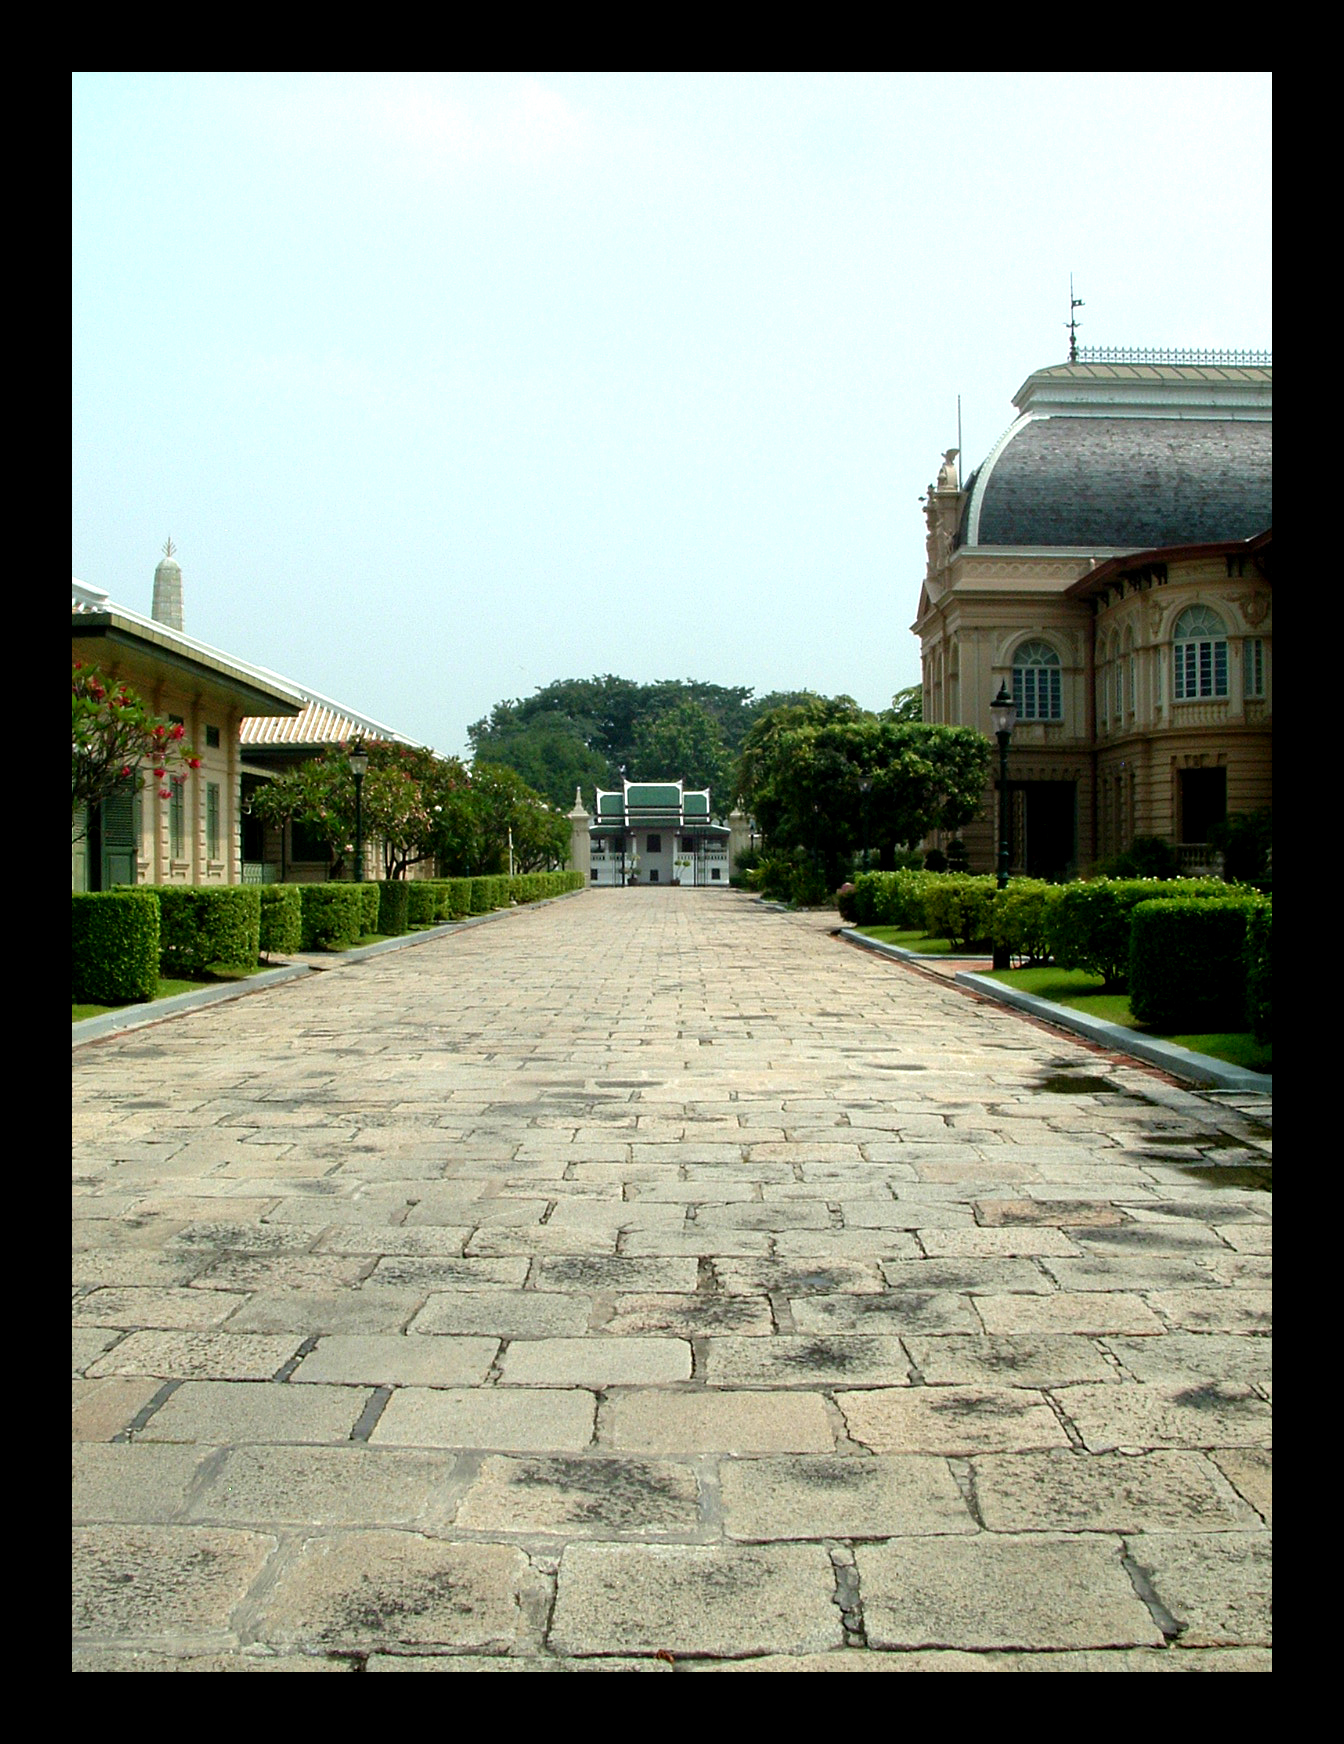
[{"xmin": 72, "ymin": 662, "xmax": 201, "ymax": 835}]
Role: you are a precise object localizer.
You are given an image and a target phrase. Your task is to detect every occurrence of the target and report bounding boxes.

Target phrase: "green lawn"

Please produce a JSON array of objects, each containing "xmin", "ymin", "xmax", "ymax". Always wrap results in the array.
[
  {"xmin": 984, "ymin": 966, "xmax": 1272, "ymax": 1075},
  {"xmin": 855, "ymin": 927, "xmax": 984, "ymax": 956},
  {"xmin": 73, "ymin": 963, "xmax": 266, "ymax": 1022}
]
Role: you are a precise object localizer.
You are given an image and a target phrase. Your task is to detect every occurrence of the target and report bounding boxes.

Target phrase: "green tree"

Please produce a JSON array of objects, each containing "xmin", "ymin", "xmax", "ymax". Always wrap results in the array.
[
  {"xmin": 887, "ymin": 684, "xmax": 923, "ymax": 722},
  {"xmin": 630, "ymin": 698, "xmax": 732, "ymax": 808}
]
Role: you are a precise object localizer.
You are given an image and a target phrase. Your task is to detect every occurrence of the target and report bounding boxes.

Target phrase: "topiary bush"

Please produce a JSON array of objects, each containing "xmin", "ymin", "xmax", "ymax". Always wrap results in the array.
[
  {"xmin": 377, "ymin": 880, "xmax": 410, "ymax": 936},
  {"xmin": 991, "ymin": 880, "xmax": 1061, "ymax": 967},
  {"xmin": 406, "ymin": 882, "xmax": 437, "ymax": 926},
  {"xmin": 300, "ymin": 884, "xmax": 365, "ymax": 951},
  {"xmin": 358, "ymin": 882, "xmax": 381, "ymax": 935},
  {"xmin": 1244, "ymin": 904, "xmax": 1272, "ymax": 1044},
  {"xmin": 1046, "ymin": 878, "xmax": 1232, "ymax": 991},
  {"xmin": 73, "ymin": 889, "xmax": 160, "ymax": 1005},
  {"xmin": 148, "ymin": 886, "xmax": 261, "ymax": 975},
  {"xmin": 921, "ymin": 874, "xmax": 997, "ymax": 950},
  {"xmin": 259, "ymin": 885, "xmax": 302, "ymax": 959},
  {"xmin": 1129, "ymin": 896, "xmax": 1267, "ymax": 1032}
]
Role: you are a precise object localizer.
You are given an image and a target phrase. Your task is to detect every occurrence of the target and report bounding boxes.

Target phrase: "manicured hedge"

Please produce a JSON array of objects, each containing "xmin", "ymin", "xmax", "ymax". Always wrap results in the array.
[
  {"xmin": 377, "ymin": 880, "xmax": 410, "ymax": 937},
  {"xmin": 406, "ymin": 882, "xmax": 437, "ymax": 926},
  {"xmin": 921, "ymin": 874, "xmax": 997, "ymax": 951},
  {"xmin": 359, "ymin": 882, "xmax": 381, "ymax": 936},
  {"xmin": 1046, "ymin": 878, "xmax": 1232, "ymax": 990},
  {"xmin": 147, "ymin": 886, "xmax": 261, "ymax": 975},
  {"xmin": 990, "ymin": 880, "xmax": 1060, "ymax": 967},
  {"xmin": 259, "ymin": 885, "xmax": 302, "ymax": 958},
  {"xmin": 1128, "ymin": 897, "xmax": 1267, "ymax": 1032},
  {"xmin": 72, "ymin": 890, "xmax": 160, "ymax": 1005},
  {"xmin": 299, "ymin": 884, "xmax": 365, "ymax": 951},
  {"xmin": 1245, "ymin": 905, "xmax": 1272, "ymax": 1044}
]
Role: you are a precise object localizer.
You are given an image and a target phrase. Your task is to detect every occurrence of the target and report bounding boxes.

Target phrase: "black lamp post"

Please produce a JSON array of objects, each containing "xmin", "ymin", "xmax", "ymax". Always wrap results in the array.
[
  {"xmin": 859, "ymin": 777, "xmax": 872, "ymax": 874},
  {"xmin": 348, "ymin": 739, "xmax": 369, "ymax": 882},
  {"xmin": 990, "ymin": 683, "xmax": 1017, "ymax": 968}
]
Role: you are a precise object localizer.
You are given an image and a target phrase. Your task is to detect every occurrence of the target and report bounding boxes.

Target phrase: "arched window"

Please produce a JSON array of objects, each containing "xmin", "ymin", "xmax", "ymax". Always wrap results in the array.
[
  {"xmin": 1012, "ymin": 640, "xmax": 1062, "ymax": 721},
  {"xmin": 1174, "ymin": 605, "xmax": 1229, "ymax": 700},
  {"xmin": 1123, "ymin": 628, "xmax": 1136, "ymax": 716}
]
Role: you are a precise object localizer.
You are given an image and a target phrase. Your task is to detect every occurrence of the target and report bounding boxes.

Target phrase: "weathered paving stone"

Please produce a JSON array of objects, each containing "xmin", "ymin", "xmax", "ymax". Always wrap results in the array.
[
  {"xmin": 975, "ymin": 1291, "xmax": 1163, "ymax": 1336},
  {"xmin": 880, "ymin": 1257, "xmax": 1054, "ymax": 1295},
  {"xmin": 1055, "ymin": 1382, "xmax": 1273, "ymax": 1451},
  {"xmin": 365, "ymin": 1654, "xmax": 671, "ymax": 1672},
  {"xmin": 498, "ymin": 1337, "xmax": 691, "ymax": 1386},
  {"xmin": 1210, "ymin": 1449, "xmax": 1272, "ymax": 1523},
  {"xmin": 73, "ymin": 1444, "xmax": 213, "ymax": 1523},
  {"xmin": 714, "ymin": 1259, "xmax": 886, "ymax": 1296},
  {"xmin": 293, "ymin": 1334, "xmax": 499, "ymax": 1387},
  {"xmin": 602, "ymin": 1390, "xmax": 834, "ymax": 1454},
  {"xmin": 857, "ymin": 1535, "xmax": 1163, "ymax": 1650},
  {"xmin": 549, "ymin": 1543, "xmax": 843, "ymax": 1658},
  {"xmin": 1105, "ymin": 1333, "xmax": 1272, "ymax": 1386},
  {"xmin": 974, "ymin": 1199, "xmax": 1127, "ymax": 1228},
  {"xmin": 223, "ymin": 1289, "xmax": 427, "ymax": 1336},
  {"xmin": 73, "ymin": 1525, "xmax": 276, "ymax": 1642},
  {"xmin": 1147, "ymin": 1290, "xmax": 1272, "ymax": 1335},
  {"xmin": 680, "ymin": 1650, "xmax": 995, "ymax": 1671},
  {"xmin": 408, "ymin": 1291, "xmax": 592, "ymax": 1338},
  {"xmin": 253, "ymin": 1533, "xmax": 532, "ymax": 1653},
  {"xmin": 1127, "ymin": 1532, "xmax": 1272, "ymax": 1645},
  {"xmin": 73, "ymin": 1376, "xmax": 164, "ymax": 1441},
  {"xmin": 790, "ymin": 1292, "xmax": 979, "ymax": 1336},
  {"xmin": 704, "ymin": 1335, "xmax": 911, "ymax": 1389},
  {"xmin": 71, "ymin": 1649, "xmax": 353, "ymax": 1671},
  {"xmin": 188, "ymin": 1445, "xmax": 455, "ymax": 1526},
  {"xmin": 369, "ymin": 1387, "xmax": 597, "ymax": 1452},
  {"xmin": 903, "ymin": 1335, "xmax": 1115, "ymax": 1388},
  {"xmin": 454, "ymin": 1455, "xmax": 701, "ymax": 1537},
  {"xmin": 191, "ymin": 1255, "xmax": 374, "ymax": 1292},
  {"xmin": 972, "ymin": 1449, "xmax": 1260, "ymax": 1533},
  {"xmin": 72, "ymin": 1287, "xmax": 249, "ymax": 1330},
  {"xmin": 720, "ymin": 1455, "xmax": 975, "ymax": 1541},
  {"xmin": 919, "ymin": 1228, "xmax": 1081, "ymax": 1258},
  {"xmin": 838, "ymin": 1387, "xmax": 1070, "ymax": 1456},
  {"xmin": 138, "ymin": 1380, "xmax": 372, "ymax": 1444},
  {"xmin": 85, "ymin": 1332, "xmax": 303, "ymax": 1382},
  {"xmin": 1040, "ymin": 1255, "xmax": 1213, "ymax": 1292},
  {"xmin": 600, "ymin": 1293, "xmax": 775, "ymax": 1337},
  {"xmin": 535, "ymin": 1257, "xmax": 700, "ymax": 1294},
  {"xmin": 318, "ymin": 1228, "xmax": 501, "ymax": 1262}
]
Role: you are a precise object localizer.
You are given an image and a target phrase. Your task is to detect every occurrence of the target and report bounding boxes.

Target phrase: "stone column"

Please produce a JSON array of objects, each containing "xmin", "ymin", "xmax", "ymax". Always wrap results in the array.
[
  {"xmin": 728, "ymin": 809, "xmax": 751, "ymax": 878},
  {"xmin": 568, "ymin": 789, "xmax": 592, "ymax": 880}
]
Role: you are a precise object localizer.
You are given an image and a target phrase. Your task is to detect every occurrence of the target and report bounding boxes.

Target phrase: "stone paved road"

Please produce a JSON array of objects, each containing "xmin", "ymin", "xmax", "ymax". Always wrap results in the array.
[{"xmin": 72, "ymin": 890, "xmax": 1271, "ymax": 1670}]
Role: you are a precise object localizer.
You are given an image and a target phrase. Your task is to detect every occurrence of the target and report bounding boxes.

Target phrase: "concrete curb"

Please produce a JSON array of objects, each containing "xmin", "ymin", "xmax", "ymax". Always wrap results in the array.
[
  {"xmin": 837, "ymin": 927, "xmax": 988, "ymax": 967},
  {"xmin": 72, "ymin": 888, "xmax": 587, "ymax": 1047},
  {"xmin": 836, "ymin": 927, "xmax": 1270, "ymax": 1094},
  {"xmin": 952, "ymin": 970, "xmax": 1272, "ymax": 1094}
]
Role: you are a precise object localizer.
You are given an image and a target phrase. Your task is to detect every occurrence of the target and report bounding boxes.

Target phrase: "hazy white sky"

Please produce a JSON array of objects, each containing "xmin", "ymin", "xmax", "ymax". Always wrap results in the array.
[{"xmin": 72, "ymin": 73, "xmax": 1272, "ymax": 758}]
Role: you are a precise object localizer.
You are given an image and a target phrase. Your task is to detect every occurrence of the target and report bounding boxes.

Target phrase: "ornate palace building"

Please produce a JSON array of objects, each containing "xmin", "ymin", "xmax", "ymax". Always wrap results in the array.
[{"xmin": 912, "ymin": 349, "xmax": 1271, "ymax": 876}]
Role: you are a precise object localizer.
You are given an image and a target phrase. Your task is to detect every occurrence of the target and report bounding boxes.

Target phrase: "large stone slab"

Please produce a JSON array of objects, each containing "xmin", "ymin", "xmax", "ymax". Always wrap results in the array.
[
  {"xmin": 704, "ymin": 1336, "xmax": 911, "ymax": 1389},
  {"xmin": 409, "ymin": 1292, "xmax": 592, "ymax": 1338},
  {"xmin": 1054, "ymin": 1382, "xmax": 1273, "ymax": 1452},
  {"xmin": 1127, "ymin": 1532, "xmax": 1272, "ymax": 1645},
  {"xmin": 73, "ymin": 1525, "xmax": 275, "ymax": 1642},
  {"xmin": 187, "ymin": 1445, "xmax": 455, "ymax": 1527},
  {"xmin": 293, "ymin": 1334, "xmax": 499, "ymax": 1387},
  {"xmin": 838, "ymin": 1387, "xmax": 1070, "ymax": 1456},
  {"xmin": 73, "ymin": 1443, "xmax": 212, "ymax": 1523},
  {"xmin": 602, "ymin": 1389, "xmax": 834, "ymax": 1454},
  {"xmin": 720, "ymin": 1455, "xmax": 975, "ymax": 1541},
  {"xmin": 973, "ymin": 1449, "xmax": 1260, "ymax": 1533},
  {"xmin": 975, "ymin": 1291, "xmax": 1163, "ymax": 1336},
  {"xmin": 498, "ymin": 1338, "xmax": 691, "ymax": 1387},
  {"xmin": 549, "ymin": 1543, "xmax": 843, "ymax": 1658},
  {"xmin": 253, "ymin": 1533, "xmax": 533, "ymax": 1654},
  {"xmin": 857, "ymin": 1535, "xmax": 1163, "ymax": 1650},
  {"xmin": 791, "ymin": 1292, "xmax": 979, "ymax": 1336},
  {"xmin": 904, "ymin": 1335, "xmax": 1114, "ymax": 1389},
  {"xmin": 455, "ymin": 1455, "xmax": 701, "ymax": 1537},
  {"xmin": 85, "ymin": 1332, "xmax": 303, "ymax": 1383},
  {"xmin": 139, "ymin": 1380, "xmax": 371, "ymax": 1444},
  {"xmin": 369, "ymin": 1387, "xmax": 596, "ymax": 1452}
]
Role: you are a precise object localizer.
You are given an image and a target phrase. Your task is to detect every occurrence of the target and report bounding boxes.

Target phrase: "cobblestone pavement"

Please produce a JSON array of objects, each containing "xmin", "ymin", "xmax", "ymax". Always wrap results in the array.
[{"xmin": 72, "ymin": 890, "xmax": 1271, "ymax": 1671}]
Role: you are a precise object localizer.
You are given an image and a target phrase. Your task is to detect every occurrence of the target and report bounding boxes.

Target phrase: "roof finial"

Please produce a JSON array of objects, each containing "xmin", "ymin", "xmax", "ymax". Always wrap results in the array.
[
  {"xmin": 162, "ymin": 536, "xmax": 176, "ymax": 559},
  {"xmin": 1066, "ymin": 276, "xmax": 1084, "ymax": 363}
]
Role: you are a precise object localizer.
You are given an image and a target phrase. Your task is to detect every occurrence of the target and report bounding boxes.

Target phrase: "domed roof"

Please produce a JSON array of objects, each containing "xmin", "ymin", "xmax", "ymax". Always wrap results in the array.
[
  {"xmin": 958, "ymin": 416, "xmax": 1272, "ymax": 550},
  {"xmin": 955, "ymin": 360, "xmax": 1272, "ymax": 551}
]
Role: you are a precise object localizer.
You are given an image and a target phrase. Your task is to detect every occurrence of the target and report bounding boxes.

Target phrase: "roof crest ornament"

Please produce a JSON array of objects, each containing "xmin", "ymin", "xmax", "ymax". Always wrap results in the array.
[
  {"xmin": 162, "ymin": 536, "xmax": 176, "ymax": 560},
  {"xmin": 1067, "ymin": 276, "xmax": 1084, "ymax": 363}
]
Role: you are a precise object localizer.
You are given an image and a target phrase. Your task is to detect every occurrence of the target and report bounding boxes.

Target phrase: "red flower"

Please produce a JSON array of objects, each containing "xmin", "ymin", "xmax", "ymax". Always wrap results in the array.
[
  {"xmin": 171, "ymin": 723, "xmax": 185, "ymax": 740},
  {"xmin": 187, "ymin": 757, "xmax": 202, "ymax": 769},
  {"xmin": 153, "ymin": 767, "xmax": 165, "ymax": 778}
]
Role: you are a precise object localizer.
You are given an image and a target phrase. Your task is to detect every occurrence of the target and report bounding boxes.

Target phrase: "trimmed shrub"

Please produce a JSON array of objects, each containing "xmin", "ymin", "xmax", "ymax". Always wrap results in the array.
[
  {"xmin": 991, "ymin": 880, "xmax": 1061, "ymax": 966},
  {"xmin": 148, "ymin": 886, "xmax": 261, "ymax": 975},
  {"xmin": 443, "ymin": 878, "xmax": 473, "ymax": 919},
  {"xmin": 1098, "ymin": 835, "xmax": 1182, "ymax": 880},
  {"xmin": 377, "ymin": 880, "xmax": 410, "ymax": 936},
  {"xmin": 358, "ymin": 882, "xmax": 381, "ymax": 935},
  {"xmin": 1046, "ymin": 878, "xmax": 1231, "ymax": 991},
  {"xmin": 73, "ymin": 890, "xmax": 160, "ymax": 1005},
  {"xmin": 1129, "ymin": 897, "xmax": 1266, "ymax": 1032},
  {"xmin": 259, "ymin": 885, "xmax": 302, "ymax": 959},
  {"xmin": 406, "ymin": 882, "xmax": 437, "ymax": 926},
  {"xmin": 300, "ymin": 884, "xmax": 365, "ymax": 951},
  {"xmin": 1245, "ymin": 905, "xmax": 1272, "ymax": 1044},
  {"xmin": 921, "ymin": 875, "xmax": 997, "ymax": 951}
]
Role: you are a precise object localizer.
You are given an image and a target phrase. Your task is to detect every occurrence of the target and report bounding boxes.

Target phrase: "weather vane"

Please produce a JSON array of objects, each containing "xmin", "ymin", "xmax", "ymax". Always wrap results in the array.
[
  {"xmin": 162, "ymin": 536, "xmax": 176, "ymax": 559},
  {"xmin": 1066, "ymin": 277, "xmax": 1084, "ymax": 363}
]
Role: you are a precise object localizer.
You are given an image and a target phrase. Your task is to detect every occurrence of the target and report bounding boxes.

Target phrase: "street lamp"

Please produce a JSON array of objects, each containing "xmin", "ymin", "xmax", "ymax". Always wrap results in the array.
[
  {"xmin": 989, "ymin": 682, "xmax": 1016, "ymax": 968},
  {"xmin": 858, "ymin": 777, "xmax": 872, "ymax": 874},
  {"xmin": 348, "ymin": 739, "xmax": 369, "ymax": 882}
]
